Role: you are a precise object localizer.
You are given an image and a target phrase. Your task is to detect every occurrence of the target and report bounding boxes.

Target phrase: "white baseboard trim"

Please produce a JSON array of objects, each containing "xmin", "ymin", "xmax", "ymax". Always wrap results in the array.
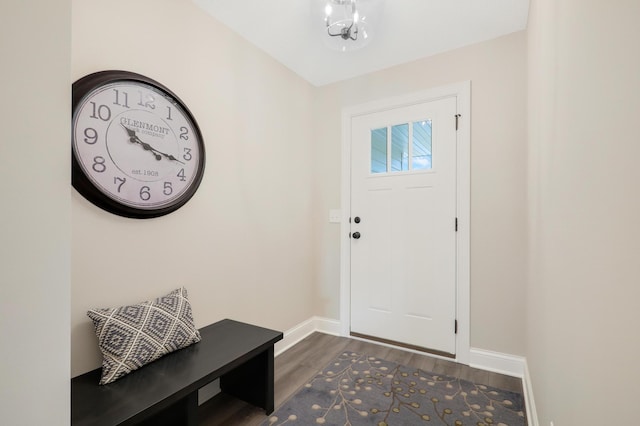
[
  {"xmin": 314, "ymin": 316, "xmax": 342, "ymax": 335},
  {"xmin": 523, "ymin": 360, "xmax": 539, "ymax": 426},
  {"xmin": 274, "ymin": 316, "xmax": 341, "ymax": 357},
  {"xmin": 469, "ymin": 347, "xmax": 526, "ymax": 378},
  {"xmin": 198, "ymin": 379, "xmax": 220, "ymax": 405},
  {"xmin": 469, "ymin": 348, "xmax": 538, "ymax": 425}
]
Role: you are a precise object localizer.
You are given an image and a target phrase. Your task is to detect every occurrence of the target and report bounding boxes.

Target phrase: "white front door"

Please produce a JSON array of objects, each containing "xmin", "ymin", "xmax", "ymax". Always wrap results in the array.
[{"xmin": 350, "ymin": 96, "xmax": 458, "ymax": 355}]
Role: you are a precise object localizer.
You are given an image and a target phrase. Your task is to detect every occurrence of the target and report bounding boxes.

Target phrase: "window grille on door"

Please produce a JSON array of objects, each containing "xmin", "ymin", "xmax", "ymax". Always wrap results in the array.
[{"xmin": 370, "ymin": 120, "xmax": 432, "ymax": 174}]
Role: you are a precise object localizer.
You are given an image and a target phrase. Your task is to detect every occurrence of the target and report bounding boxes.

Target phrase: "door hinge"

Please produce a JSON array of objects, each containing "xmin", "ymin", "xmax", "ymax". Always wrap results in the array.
[
  {"xmin": 455, "ymin": 114, "xmax": 461, "ymax": 130},
  {"xmin": 455, "ymin": 217, "xmax": 458, "ymax": 232},
  {"xmin": 454, "ymin": 320, "xmax": 458, "ymax": 334}
]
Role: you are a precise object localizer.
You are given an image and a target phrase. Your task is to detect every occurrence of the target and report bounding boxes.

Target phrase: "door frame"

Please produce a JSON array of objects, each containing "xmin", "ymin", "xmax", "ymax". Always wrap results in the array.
[{"xmin": 339, "ymin": 81, "xmax": 471, "ymax": 364}]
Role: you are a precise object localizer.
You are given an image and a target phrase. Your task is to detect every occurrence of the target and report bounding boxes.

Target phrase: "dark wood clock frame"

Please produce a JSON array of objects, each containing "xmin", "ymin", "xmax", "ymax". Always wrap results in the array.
[{"xmin": 72, "ymin": 70, "xmax": 206, "ymax": 219}]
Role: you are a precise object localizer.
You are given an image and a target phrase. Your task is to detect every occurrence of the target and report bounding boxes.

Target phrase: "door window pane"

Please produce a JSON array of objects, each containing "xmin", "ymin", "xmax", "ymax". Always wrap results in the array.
[
  {"xmin": 412, "ymin": 120, "xmax": 432, "ymax": 170},
  {"xmin": 371, "ymin": 127, "xmax": 387, "ymax": 173},
  {"xmin": 391, "ymin": 123, "xmax": 409, "ymax": 172}
]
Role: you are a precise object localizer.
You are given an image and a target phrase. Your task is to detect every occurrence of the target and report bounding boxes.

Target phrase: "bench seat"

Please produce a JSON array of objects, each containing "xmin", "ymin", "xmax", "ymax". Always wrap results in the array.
[{"xmin": 71, "ymin": 319, "xmax": 283, "ymax": 426}]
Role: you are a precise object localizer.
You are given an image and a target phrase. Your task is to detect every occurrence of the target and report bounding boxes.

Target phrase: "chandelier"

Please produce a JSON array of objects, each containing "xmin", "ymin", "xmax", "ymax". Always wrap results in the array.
[{"xmin": 319, "ymin": 0, "xmax": 380, "ymax": 52}]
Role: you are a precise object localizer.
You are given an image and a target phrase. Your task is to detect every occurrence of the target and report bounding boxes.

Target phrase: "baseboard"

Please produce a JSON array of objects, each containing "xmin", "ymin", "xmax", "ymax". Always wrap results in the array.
[
  {"xmin": 522, "ymin": 360, "xmax": 539, "ymax": 426},
  {"xmin": 470, "ymin": 348, "xmax": 538, "ymax": 425},
  {"xmin": 274, "ymin": 316, "xmax": 341, "ymax": 357},
  {"xmin": 278, "ymin": 321, "xmax": 529, "ymax": 380},
  {"xmin": 469, "ymin": 347, "xmax": 526, "ymax": 378},
  {"xmin": 313, "ymin": 316, "xmax": 342, "ymax": 335},
  {"xmin": 198, "ymin": 379, "xmax": 220, "ymax": 405}
]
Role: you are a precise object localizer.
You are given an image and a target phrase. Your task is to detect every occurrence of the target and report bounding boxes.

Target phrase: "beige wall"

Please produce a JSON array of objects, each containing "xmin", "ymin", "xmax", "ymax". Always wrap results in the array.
[
  {"xmin": 0, "ymin": 1, "xmax": 71, "ymax": 424},
  {"xmin": 527, "ymin": 0, "xmax": 640, "ymax": 423},
  {"xmin": 313, "ymin": 31, "xmax": 528, "ymax": 356},
  {"xmin": 71, "ymin": 0, "xmax": 316, "ymax": 376}
]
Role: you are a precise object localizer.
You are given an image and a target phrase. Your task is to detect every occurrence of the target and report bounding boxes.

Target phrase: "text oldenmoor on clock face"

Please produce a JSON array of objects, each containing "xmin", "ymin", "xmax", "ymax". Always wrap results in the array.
[{"xmin": 73, "ymin": 80, "xmax": 201, "ymax": 210}]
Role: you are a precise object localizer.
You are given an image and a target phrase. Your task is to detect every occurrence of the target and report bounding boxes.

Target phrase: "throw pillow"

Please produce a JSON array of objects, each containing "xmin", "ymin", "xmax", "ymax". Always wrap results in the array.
[{"xmin": 87, "ymin": 287, "xmax": 201, "ymax": 385}]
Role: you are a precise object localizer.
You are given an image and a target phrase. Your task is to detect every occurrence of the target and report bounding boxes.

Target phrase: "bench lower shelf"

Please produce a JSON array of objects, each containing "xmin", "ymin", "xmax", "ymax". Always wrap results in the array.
[{"xmin": 71, "ymin": 319, "xmax": 283, "ymax": 426}]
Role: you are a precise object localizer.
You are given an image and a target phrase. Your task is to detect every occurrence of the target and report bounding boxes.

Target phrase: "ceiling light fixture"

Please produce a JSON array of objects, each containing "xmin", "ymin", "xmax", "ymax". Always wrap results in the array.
[{"xmin": 318, "ymin": 0, "xmax": 381, "ymax": 52}]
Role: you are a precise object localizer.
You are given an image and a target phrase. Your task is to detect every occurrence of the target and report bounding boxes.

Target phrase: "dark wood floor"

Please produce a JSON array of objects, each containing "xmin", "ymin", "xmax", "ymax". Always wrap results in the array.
[{"xmin": 198, "ymin": 332, "xmax": 524, "ymax": 426}]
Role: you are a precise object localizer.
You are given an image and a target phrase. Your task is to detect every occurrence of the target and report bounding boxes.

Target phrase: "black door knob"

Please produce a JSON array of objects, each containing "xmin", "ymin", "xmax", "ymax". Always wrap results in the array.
[
  {"xmin": 352, "ymin": 232, "xmax": 361, "ymax": 239},
  {"xmin": 354, "ymin": 217, "xmax": 361, "ymax": 223}
]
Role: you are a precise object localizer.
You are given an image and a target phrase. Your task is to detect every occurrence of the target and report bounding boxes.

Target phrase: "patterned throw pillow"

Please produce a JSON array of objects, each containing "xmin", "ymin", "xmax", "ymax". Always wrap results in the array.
[{"xmin": 87, "ymin": 287, "xmax": 201, "ymax": 385}]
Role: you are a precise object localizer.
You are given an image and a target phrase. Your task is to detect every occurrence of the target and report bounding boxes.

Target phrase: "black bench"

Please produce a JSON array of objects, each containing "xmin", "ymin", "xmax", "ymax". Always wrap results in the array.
[{"xmin": 71, "ymin": 319, "xmax": 283, "ymax": 426}]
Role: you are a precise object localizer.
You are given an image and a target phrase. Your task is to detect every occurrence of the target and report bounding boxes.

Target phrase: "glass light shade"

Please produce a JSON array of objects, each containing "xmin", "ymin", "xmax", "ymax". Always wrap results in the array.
[{"xmin": 314, "ymin": 0, "xmax": 382, "ymax": 52}]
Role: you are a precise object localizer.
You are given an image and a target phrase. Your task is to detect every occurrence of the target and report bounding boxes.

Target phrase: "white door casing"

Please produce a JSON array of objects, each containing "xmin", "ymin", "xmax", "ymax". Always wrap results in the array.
[{"xmin": 340, "ymin": 81, "xmax": 471, "ymax": 364}]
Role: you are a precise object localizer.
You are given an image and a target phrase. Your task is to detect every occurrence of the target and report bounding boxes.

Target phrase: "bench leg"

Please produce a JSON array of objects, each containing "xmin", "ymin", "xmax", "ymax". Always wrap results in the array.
[
  {"xmin": 183, "ymin": 391, "xmax": 198, "ymax": 426},
  {"xmin": 220, "ymin": 346, "xmax": 275, "ymax": 414}
]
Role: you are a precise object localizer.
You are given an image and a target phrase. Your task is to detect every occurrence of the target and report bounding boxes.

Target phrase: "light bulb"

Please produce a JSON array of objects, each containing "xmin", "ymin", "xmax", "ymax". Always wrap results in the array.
[{"xmin": 325, "ymin": 3, "xmax": 332, "ymax": 17}]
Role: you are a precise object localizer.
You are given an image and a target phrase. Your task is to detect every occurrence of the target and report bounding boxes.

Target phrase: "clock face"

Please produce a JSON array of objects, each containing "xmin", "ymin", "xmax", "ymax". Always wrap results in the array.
[{"xmin": 72, "ymin": 71, "xmax": 205, "ymax": 218}]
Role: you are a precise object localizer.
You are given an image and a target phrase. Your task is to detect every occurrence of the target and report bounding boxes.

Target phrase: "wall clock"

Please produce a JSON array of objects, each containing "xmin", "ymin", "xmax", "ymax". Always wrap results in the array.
[{"xmin": 72, "ymin": 70, "xmax": 205, "ymax": 218}]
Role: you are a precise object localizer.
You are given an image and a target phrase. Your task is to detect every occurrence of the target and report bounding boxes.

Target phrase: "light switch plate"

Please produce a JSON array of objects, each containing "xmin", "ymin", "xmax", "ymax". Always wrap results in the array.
[{"xmin": 329, "ymin": 209, "xmax": 341, "ymax": 223}]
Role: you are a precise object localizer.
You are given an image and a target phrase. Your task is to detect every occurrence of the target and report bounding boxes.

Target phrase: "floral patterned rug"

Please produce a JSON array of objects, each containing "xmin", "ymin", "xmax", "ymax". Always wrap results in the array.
[{"xmin": 263, "ymin": 351, "xmax": 526, "ymax": 426}]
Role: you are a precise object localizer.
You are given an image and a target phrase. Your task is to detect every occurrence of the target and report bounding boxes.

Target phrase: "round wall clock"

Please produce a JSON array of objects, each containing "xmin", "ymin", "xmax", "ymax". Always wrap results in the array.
[{"xmin": 72, "ymin": 70, "xmax": 205, "ymax": 218}]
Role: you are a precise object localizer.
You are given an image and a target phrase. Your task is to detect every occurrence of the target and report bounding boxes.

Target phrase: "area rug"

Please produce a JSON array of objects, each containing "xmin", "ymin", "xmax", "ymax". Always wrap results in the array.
[{"xmin": 263, "ymin": 351, "xmax": 526, "ymax": 426}]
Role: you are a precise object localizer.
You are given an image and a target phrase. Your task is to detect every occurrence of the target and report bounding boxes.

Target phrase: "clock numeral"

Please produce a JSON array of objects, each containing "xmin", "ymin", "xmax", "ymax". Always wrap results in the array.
[
  {"xmin": 166, "ymin": 106, "xmax": 173, "ymax": 121},
  {"xmin": 89, "ymin": 102, "xmax": 111, "ymax": 121},
  {"xmin": 183, "ymin": 147, "xmax": 192, "ymax": 162},
  {"xmin": 113, "ymin": 89, "xmax": 129, "ymax": 108},
  {"xmin": 177, "ymin": 168, "xmax": 187, "ymax": 182},
  {"xmin": 137, "ymin": 91, "xmax": 156, "ymax": 110},
  {"xmin": 114, "ymin": 177, "xmax": 126, "ymax": 193},
  {"xmin": 140, "ymin": 186, "xmax": 151, "ymax": 201},
  {"xmin": 92, "ymin": 156, "xmax": 107, "ymax": 173},
  {"xmin": 163, "ymin": 182, "xmax": 173, "ymax": 196},
  {"xmin": 84, "ymin": 128, "xmax": 98, "ymax": 144},
  {"xmin": 179, "ymin": 126, "xmax": 189, "ymax": 141}
]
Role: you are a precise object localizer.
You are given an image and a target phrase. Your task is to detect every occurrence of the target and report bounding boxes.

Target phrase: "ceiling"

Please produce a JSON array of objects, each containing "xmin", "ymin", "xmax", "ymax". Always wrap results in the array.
[{"xmin": 193, "ymin": 0, "xmax": 530, "ymax": 87}]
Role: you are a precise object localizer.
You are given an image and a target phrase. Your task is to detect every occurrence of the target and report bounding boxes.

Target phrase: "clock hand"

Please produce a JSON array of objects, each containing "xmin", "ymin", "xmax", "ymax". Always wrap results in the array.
[
  {"xmin": 132, "ymin": 136, "xmax": 185, "ymax": 164},
  {"xmin": 121, "ymin": 124, "xmax": 184, "ymax": 163},
  {"xmin": 121, "ymin": 124, "xmax": 137, "ymax": 138},
  {"xmin": 122, "ymin": 126, "xmax": 161, "ymax": 160},
  {"xmin": 157, "ymin": 152, "xmax": 185, "ymax": 164},
  {"xmin": 137, "ymin": 139, "xmax": 163, "ymax": 161}
]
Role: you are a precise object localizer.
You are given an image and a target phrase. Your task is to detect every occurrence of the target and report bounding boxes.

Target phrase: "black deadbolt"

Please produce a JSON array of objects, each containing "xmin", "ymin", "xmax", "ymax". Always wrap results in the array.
[{"xmin": 354, "ymin": 216, "xmax": 361, "ymax": 224}]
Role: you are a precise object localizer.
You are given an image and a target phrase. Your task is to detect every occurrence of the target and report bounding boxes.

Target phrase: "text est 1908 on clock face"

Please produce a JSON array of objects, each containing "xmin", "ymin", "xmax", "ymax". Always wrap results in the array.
[{"xmin": 72, "ymin": 73, "xmax": 204, "ymax": 218}]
